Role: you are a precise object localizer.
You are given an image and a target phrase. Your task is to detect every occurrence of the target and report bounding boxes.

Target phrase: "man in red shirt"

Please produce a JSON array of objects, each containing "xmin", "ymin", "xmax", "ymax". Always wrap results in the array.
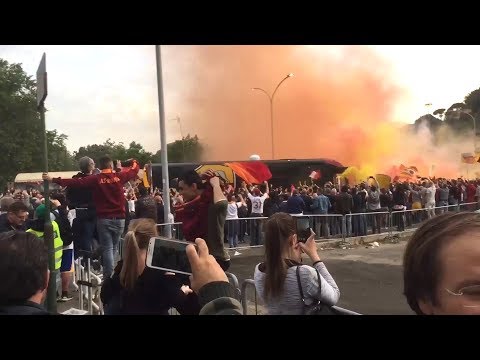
[
  {"xmin": 43, "ymin": 156, "xmax": 141, "ymax": 278},
  {"xmin": 175, "ymin": 170, "xmax": 230, "ymax": 270}
]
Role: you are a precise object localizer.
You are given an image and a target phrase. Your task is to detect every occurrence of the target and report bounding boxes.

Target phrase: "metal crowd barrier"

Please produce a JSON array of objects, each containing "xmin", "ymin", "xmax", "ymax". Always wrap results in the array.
[
  {"xmin": 241, "ymin": 279, "xmax": 258, "ymax": 315},
  {"xmin": 240, "ymin": 279, "xmax": 360, "ymax": 315},
  {"xmin": 153, "ymin": 202, "xmax": 480, "ymax": 250},
  {"xmin": 346, "ymin": 211, "xmax": 392, "ymax": 239}
]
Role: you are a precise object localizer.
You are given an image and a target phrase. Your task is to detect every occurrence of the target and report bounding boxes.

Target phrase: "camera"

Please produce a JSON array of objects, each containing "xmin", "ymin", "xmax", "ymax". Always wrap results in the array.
[{"xmin": 121, "ymin": 159, "xmax": 135, "ymax": 168}]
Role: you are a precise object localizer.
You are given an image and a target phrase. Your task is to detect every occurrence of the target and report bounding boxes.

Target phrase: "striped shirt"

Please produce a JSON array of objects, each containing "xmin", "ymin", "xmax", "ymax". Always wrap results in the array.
[{"xmin": 254, "ymin": 261, "xmax": 340, "ymax": 315}]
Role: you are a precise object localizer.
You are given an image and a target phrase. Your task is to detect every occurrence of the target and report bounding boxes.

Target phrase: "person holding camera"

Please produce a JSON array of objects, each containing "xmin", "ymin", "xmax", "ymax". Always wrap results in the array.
[
  {"xmin": 254, "ymin": 212, "xmax": 340, "ymax": 315},
  {"xmin": 43, "ymin": 155, "xmax": 142, "ymax": 279},
  {"xmin": 100, "ymin": 218, "xmax": 200, "ymax": 315}
]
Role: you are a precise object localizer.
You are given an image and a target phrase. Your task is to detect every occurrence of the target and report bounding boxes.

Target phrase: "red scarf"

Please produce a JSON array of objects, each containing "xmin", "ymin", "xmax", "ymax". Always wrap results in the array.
[{"xmin": 174, "ymin": 185, "xmax": 213, "ymax": 242}]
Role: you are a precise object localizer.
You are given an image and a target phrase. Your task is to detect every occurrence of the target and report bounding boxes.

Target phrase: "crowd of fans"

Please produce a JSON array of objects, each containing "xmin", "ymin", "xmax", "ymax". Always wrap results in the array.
[{"xmin": 2, "ymin": 155, "xmax": 480, "ymax": 315}]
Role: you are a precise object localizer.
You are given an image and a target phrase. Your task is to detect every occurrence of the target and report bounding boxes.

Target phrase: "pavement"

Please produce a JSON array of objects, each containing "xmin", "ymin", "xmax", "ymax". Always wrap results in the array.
[
  {"xmin": 57, "ymin": 233, "xmax": 413, "ymax": 315},
  {"xmin": 229, "ymin": 236, "xmax": 412, "ymax": 315}
]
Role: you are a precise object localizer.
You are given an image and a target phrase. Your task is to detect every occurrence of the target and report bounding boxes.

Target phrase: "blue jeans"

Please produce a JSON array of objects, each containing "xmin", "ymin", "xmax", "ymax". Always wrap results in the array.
[
  {"xmin": 97, "ymin": 218, "xmax": 125, "ymax": 279},
  {"xmin": 226, "ymin": 219, "xmax": 239, "ymax": 248}
]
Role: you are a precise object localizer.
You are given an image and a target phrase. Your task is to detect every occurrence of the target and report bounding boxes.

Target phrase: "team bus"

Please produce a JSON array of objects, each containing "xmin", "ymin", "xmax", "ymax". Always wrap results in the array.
[{"xmin": 151, "ymin": 158, "xmax": 347, "ymax": 189}]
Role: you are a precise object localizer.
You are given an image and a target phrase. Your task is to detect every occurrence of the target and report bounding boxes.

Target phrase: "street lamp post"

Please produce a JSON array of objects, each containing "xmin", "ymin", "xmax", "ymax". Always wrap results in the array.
[
  {"xmin": 252, "ymin": 73, "xmax": 294, "ymax": 160},
  {"xmin": 171, "ymin": 116, "xmax": 185, "ymax": 162},
  {"xmin": 461, "ymin": 111, "xmax": 478, "ymax": 153}
]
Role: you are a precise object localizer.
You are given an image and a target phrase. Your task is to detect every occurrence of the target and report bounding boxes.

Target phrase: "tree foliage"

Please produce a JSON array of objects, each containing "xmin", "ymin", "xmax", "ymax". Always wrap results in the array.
[
  {"xmin": 152, "ymin": 134, "xmax": 204, "ymax": 163},
  {"xmin": 0, "ymin": 59, "xmax": 74, "ymax": 189},
  {"xmin": 465, "ymin": 88, "xmax": 480, "ymax": 116},
  {"xmin": 74, "ymin": 139, "xmax": 153, "ymax": 167}
]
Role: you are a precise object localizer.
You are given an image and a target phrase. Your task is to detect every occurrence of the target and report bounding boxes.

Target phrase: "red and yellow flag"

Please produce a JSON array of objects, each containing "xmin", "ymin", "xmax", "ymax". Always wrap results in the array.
[{"xmin": 224, "ymin": 162, "xmax": 272, "ymax": 185}]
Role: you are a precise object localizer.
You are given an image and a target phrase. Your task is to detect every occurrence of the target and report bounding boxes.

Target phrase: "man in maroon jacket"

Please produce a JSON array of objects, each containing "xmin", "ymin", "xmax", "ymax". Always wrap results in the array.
[{"xmin": 43, "ymin": 156, "xmax": 141, "ymax": 278}]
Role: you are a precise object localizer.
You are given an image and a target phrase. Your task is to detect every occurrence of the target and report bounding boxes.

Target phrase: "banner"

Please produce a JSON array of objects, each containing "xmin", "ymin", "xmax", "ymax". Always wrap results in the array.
[{"xmin": 224, "ymin": 162, "xmax": 272, "ymax": 185}]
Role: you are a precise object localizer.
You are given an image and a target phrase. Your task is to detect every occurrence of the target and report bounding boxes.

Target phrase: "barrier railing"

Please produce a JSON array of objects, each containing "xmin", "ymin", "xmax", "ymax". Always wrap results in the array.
[
  {"xmin": 346, "ymin": 211, "xmax": 392, "ymax": 239},
  {"xmin": 240, "ymin": 278, "xmax": 360, "ymax": 315},
  {"xmin": 153, "ymin": 201, "xmax": 480, "ymax": 251},
  {"xmin": 241, "ymin": 279, "xmax": 258, "ymax": 315},
  {"xmin": 156, "ymin": 222, "xmax": 184, "ymax": 240}
]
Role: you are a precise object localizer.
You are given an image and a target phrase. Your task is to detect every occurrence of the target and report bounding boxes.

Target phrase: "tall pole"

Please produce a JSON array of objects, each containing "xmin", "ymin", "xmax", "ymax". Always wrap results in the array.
[
  {"xmin": 270, "ymin": 99, "xmax": 274, "ymax": 161},
  {"xmin": 463, "ymin": 112, "xmax": 477, "ymax": 153},
  {"xmin": 252, "ymin": 73, "xmax": 293, "ymax": 160},
  {"xmin": 40, "ymin": 104, "xmax": 56, "ymax": 313},
  {"xmin": 155, "ymin": 45, "xmax": 171, "ymax": 229},
  {"xmin": 177, "ymin": 116, "xmax": 186, "ymax": 162},
  {"xmin": 36, "ymin": 53, "xmax": 56, "ymax": 313}
]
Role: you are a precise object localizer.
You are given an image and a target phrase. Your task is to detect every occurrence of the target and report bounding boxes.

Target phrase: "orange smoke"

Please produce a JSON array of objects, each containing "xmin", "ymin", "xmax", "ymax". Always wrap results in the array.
[{"xmin": 163, "ymin": 46, "xmax": 467, "ymax": 178}]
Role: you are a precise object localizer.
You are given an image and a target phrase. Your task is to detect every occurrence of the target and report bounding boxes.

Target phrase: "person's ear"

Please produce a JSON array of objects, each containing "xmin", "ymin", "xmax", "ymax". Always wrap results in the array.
[
  {"xmin": 418, "ymin": 299, "xmax": 434, "ymax": 315},
  {"xmin": 290, "ymin": 234, "xmax": 299, "ymax": 248}
]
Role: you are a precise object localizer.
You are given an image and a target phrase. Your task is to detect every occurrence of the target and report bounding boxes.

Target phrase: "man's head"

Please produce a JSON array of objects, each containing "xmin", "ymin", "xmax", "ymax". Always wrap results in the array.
[
  {"xmin": 7, "ymin": 201, "xmax": 29, "ymax": 228},
  {"xmin": 341, "ymin": 185, "xmax": 349, "ymax": 193},
  {"xmin": 253, "ymin": 188, "xmax": 261, "ymax": 196},
  {"xmin": 178, "ymin": 170, "xmax": 203, "ymax": 202},
  {"xmin": 138, "ymin": 184, "xmax": 149, "ymax": 197},
  {"xmin": 0, "ymin": 231, "xmax": 49, "ymax": 306},
  {"xmin": 79, "ymin": 156, "xmax": 95, "ymax": 174},
  {"xmin": 0, "ymin": 196, "xmax": 14, "ymax": 213},
  {"xmin": 98, "ymin": 155, "xmax": 113, "ymax": 170}
]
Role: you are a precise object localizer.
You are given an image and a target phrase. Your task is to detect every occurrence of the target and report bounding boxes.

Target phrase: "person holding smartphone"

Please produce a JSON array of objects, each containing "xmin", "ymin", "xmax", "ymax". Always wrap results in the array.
[
  {"xmin": 254, "ymin": 212, "xmax": 340, "ymax": 315},
  {"xmin": 100, "ymin": 218, "xmax": 200, "ymax": 315}
]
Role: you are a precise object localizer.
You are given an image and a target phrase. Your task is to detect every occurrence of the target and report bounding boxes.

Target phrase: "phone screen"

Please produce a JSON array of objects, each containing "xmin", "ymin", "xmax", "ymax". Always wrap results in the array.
[
  {"xmin": 295, "ymin": 217, "xmax": 311, "ymax": 243},
  {"xmin": 146, "ymin": 237, "xmax": 196, "ymax": 275}
]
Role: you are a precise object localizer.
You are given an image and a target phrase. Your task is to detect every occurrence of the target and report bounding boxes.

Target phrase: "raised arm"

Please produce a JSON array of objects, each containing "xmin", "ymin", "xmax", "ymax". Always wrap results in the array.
[
  {"xmin": 43, "ymin": 173, "xmax": 97, "ymax": 188},
  {"xmin": 117, "ymin": 160, "xmax": 141, "ymax": 183},
  {"xmin": 210, "ymin": 176, "xmax": 226, "ymax": 204}
]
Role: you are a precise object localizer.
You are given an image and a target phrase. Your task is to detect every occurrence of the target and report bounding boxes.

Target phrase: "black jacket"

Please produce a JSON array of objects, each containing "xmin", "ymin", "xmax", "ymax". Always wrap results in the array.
[
  {"xmin": 66, "ymin": 172, "xmax": 96, "ymax": 214},
  {"xmin": 100, "ymin": 260, "xmax": 201, "ymax": 315},
  {"xmin": 0, "ymin": 301, "xmax": 50, "ymax": 315}
]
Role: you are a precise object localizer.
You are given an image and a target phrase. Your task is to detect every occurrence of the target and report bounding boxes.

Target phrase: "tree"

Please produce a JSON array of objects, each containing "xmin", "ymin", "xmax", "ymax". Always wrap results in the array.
[
  {"xmin": 46, "ymin": 130, "xmax": 76, "ymax": 171},
  {"xmin": 465, "ymin": 88, "xmax": 480, "ymax": 115},
  {"xmin": 444, "ymin": 102, "xmax": 472, "ymax": 134},
  {"xmin": 412, "ymin": 114, "xmax": 443, "ymax": 134},
  {"xmin": 433, "ymin": 108, "xmax": 446, "ymax": 120},
  {"xmin": 152, "ymin": 134, "xmax": 204, "ymax": 163},
  {"xmin": 0, "ymin": 58, "xmax": 73, "ymax": 189},
  {"xmin": 73, "ymin": 139, "xmax": 153, "ymax": 167}
]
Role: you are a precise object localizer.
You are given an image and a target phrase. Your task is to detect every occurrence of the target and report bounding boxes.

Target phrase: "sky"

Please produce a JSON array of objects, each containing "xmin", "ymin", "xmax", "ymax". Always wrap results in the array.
[{"xmin": 1, "ymin": 45, "xmax": 480, "ymax": 167}]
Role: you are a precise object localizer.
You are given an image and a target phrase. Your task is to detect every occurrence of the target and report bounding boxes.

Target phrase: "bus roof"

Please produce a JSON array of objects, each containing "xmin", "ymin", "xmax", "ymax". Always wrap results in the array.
[
  {"xmin": 15, "ymin": 171, "xmax": 79, "ymax": 183},
  {"xmin": 151, "ymin": 158, "xmax": 345, "ymax": 168}
]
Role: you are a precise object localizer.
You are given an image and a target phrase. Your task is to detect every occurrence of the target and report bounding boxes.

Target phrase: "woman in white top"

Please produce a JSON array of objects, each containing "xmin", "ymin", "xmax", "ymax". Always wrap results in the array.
[
  {"xmin": 225, "ymin": 194, "xmax": 244, "ymax": 248},
  {"xmin": 254, "ymin": 212, "xmax": 340, "ymax": 314}
]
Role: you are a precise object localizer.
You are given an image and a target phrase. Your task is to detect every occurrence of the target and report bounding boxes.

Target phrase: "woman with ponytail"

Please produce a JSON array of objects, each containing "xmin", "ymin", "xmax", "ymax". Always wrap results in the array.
[
  {"xmin": 254, "ymin": 213, "xmax": 340, "ymax": 315},
  {"xmin": 100, "ymin": 218, "xmax": 200, "ymax": 315}
]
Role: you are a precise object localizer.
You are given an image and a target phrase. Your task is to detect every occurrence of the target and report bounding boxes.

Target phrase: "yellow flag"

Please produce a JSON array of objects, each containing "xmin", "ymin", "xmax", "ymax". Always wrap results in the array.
[
  {"xmin": 374, "ymin": 174, "xmax": 391, "ymax": 190},
  {"xmin": 142, "ymin": 166, "xmax": 150, "ymax": 188}
]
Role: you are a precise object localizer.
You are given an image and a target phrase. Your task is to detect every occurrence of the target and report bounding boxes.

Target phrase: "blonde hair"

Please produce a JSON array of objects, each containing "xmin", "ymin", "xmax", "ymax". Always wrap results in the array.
[{"xmin": 120, "ymin": 218, "xmax": 158, "ymax": 291}]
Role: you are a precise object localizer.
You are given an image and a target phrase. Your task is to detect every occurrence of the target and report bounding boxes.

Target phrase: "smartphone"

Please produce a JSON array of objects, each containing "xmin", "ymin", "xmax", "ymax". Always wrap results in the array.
[
  {"xmin": 295, "ymin": 216, "xmax": 311, "ymax": 243},
  {"xmin": 146, "ymin": 237, "xmax": 197, "ymax": 275}
]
